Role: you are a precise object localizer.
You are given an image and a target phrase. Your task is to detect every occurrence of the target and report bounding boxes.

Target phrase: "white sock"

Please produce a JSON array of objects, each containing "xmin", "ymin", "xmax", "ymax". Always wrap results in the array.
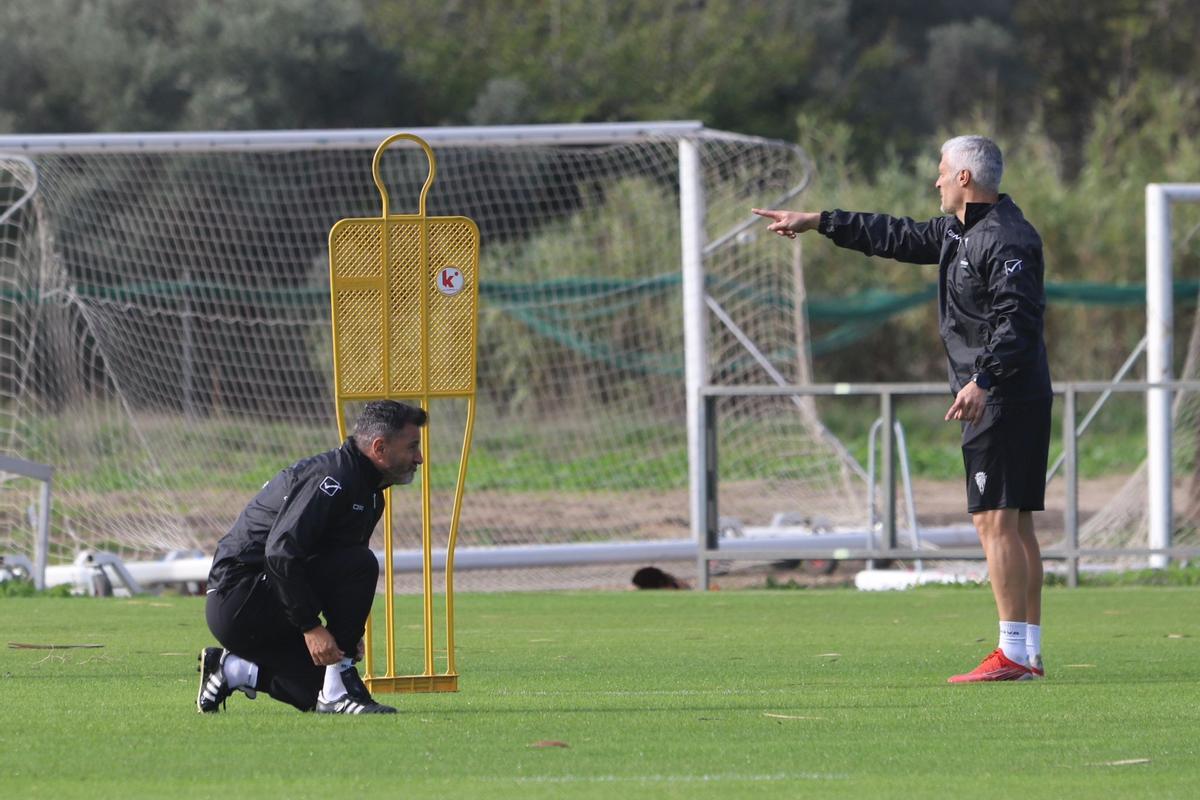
[
  {"xmin": 998, "ymin": 621, "xmax": 1027, "ymax": 664},
  {"xmin": 222, "ymin": 654, "xmax": 258, "ymax": 690},
  {"xmin": 319, "ymin": 657, "xmax": 354, "ymax": 703},
  {"xmin": 1026, "ymin": 624, "xmax": 1042, "ymax": 662}
]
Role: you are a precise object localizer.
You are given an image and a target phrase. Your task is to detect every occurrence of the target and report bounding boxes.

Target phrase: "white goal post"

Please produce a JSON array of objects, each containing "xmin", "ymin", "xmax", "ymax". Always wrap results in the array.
[{"xmin": 1146, "ymin": 183, "xmax": 1200, "ymax": 568}]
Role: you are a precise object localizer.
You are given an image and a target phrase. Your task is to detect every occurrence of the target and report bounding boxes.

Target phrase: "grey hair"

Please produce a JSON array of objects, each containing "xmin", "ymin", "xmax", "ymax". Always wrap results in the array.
[
  {"xmin": 353, "ymin": 399, "xmax": 427, "ymax": 443},
  {"xmin": 941, "ymin": 135, "xmax": 1003, "ymax": 194}
]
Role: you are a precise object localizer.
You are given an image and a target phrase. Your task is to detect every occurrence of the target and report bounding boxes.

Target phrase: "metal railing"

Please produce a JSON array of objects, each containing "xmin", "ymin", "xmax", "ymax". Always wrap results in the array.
[
  {"xmin": 0, "ymin": 455, "xmax": 54, "ymax": 590},
  {"xmin": 698, "ymin": 380, "xmax": 1200, "ymax": 589}
]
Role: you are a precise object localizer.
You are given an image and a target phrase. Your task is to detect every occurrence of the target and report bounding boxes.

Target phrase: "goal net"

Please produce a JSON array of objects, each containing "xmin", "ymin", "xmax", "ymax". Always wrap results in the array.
[{"xmin": 0, "ymin": 125, "xmax": 865, "ymax": 590}]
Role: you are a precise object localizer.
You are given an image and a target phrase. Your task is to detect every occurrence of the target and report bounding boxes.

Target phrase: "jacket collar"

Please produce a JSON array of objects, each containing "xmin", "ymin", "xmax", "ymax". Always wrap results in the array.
[
  {"xmin": 343, "ymin": 436, "xmax": 383, "ymax": 487},
  {"xmin": 962, "ymin": 194, "xmax": 1008, "ymax": 231}
]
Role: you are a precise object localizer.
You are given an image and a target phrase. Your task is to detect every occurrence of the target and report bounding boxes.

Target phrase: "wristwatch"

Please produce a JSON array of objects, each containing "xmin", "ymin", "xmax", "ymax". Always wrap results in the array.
[{"xmin": 970, "ymin": 371, "xmax": 994, "ymax": 390}]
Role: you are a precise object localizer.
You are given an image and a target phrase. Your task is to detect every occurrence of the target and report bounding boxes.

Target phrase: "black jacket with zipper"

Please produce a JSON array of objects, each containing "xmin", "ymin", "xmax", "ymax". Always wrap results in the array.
[
  {"xmin": 818, "ymin": 195, "xmax": 1051, "ymax": 402},
  {"xmin": 207, "ymin": 437, "xmax": 384, "ymax": 631}
]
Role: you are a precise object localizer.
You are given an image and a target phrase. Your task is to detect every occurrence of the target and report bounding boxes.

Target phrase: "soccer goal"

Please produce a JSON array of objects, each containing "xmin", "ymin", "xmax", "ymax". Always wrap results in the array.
[{"xmin": 0, "ymin": 123, "xmax": 869, "ymax": 591}]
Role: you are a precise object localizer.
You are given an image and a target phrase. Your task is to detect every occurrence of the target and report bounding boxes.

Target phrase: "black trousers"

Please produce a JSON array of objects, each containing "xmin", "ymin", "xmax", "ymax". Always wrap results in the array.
[{"xmin": 205, "ymin": 546, "xmax": 378, "ymax": 711}]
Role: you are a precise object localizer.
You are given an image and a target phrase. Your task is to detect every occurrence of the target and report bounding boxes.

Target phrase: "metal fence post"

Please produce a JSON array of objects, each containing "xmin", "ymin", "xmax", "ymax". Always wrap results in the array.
[
  {"xmin": 1063, "ymin": 386, "xmax": 1079, "ymax": 588},
  {"xmin": 698, "ymin": 394, "xmax": 718, "ymax": 590},
  {"xmin": 881, "ymin": 391, "xmax": 897, "ymax": 553}
]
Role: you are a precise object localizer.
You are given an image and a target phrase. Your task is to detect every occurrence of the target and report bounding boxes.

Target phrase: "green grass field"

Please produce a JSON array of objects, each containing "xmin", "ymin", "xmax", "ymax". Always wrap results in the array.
[{"xmin": 2, "ymin": 587, "xmax": 1198, "ymax": 799}]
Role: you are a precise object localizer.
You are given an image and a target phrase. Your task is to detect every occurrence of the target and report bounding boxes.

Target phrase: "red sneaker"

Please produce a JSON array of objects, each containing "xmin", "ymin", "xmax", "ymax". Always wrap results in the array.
[{"xmin": 947, "ymin": 649, "xmax": 1033, "ymax": 683}]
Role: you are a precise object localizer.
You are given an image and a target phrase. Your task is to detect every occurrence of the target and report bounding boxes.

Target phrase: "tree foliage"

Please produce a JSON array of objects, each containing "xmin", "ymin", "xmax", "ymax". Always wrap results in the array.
[
  {"xmin": 2, "ymin": 0, "xmax": 1197, "ymax": 176},
  {"xmin": 0, "ymin": 0, "xmax": 407, "ymax": 132}
]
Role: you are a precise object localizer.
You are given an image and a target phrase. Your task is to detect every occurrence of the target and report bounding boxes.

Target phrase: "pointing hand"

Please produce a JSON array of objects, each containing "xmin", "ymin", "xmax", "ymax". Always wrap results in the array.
[{"xmin": 751, "ymin": 208, "xmax": 820, "ymax": 238}]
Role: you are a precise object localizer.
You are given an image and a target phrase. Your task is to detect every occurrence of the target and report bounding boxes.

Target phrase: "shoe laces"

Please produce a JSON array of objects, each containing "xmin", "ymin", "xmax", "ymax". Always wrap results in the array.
[{"xmin": 980, "ymin": 649, "xmax": 1011, "ymax": 670}]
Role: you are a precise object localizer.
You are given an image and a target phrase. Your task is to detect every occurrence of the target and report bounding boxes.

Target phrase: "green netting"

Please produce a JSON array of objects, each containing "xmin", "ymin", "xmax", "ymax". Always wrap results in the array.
[{"xmin": 45, "ymin": 275, "xmax": 1194, "ymax": 369}]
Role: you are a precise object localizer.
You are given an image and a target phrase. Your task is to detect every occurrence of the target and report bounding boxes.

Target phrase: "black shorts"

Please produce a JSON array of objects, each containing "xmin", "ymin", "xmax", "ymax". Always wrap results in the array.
[{"xmin": 961, "ymin": 398, "xmax": 1052, "ymax": 513}]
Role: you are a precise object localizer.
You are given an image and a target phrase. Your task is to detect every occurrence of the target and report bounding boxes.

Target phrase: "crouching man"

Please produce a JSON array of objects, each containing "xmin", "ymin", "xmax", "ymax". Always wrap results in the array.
[{"xmin": 197, "ymin": 400, "xmax": 425, "ymax": 714}]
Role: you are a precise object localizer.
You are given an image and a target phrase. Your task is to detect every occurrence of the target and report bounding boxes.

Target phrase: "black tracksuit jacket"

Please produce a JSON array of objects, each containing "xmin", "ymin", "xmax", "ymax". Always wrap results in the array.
[
  {"xmin": 818, "ymin": 195, "xmax": 1052, "ymax": 402},
  {"xmin": 207, "ymin": 438, "xmax": 385, "ymax": 632}
]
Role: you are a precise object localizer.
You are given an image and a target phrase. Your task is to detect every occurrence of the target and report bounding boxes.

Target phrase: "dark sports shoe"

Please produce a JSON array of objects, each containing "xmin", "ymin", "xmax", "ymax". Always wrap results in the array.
[
  {"xmin": 315, "ymin": 665, "xmax": 397, "ymax": 714},
  {"xmin": 197, "ymin": 647, "xmax": 233, "ymax": 713},
  {"xmin": 315, "ymin": 694, "xmax": 398, "ymax": 714}
]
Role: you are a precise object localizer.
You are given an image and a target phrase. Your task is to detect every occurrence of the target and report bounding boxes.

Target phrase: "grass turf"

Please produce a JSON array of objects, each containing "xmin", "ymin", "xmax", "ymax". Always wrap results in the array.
[{"xmin": 1, "ymin": 587, "xmax": 1197, "ymax": 799}]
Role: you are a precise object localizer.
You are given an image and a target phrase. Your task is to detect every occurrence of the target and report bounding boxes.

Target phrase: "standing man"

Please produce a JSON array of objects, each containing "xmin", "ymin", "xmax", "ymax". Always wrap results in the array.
[
  {"xmin": 753, "ymin": 135, "xmax": 1050, "ymax": 683},
  {"xmin": 197, "ymin": 400, "xmax": 426, "ymax": 713}
]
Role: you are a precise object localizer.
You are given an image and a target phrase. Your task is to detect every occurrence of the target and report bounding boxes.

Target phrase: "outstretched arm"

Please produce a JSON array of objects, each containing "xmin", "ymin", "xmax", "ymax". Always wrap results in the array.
[
  {"xmin": 751, "ymin": 208, "xmax": 821, "ymax": 239},
  {"xmin": 754, "ymin": 207, "xmax": 947, "ymax": 265}
]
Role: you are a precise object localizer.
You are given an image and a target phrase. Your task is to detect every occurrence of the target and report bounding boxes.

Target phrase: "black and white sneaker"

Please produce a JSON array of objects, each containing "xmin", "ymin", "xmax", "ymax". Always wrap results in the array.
[
  {"xmin": 196, "ymin": 647, "xmax": 233, "ymax": 713},
  {"xmin": 315, "ymin": 694, "xmax": 397, "ymax": 714},
  {"xmin": 315, "ymin": 666, "xmax": 397, "ymax": 714}
]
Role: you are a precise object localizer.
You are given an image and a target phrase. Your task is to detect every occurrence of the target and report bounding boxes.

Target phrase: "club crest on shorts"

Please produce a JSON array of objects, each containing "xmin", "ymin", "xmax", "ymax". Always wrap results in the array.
[
  {"xmin": 974, "ymin": 471, "xmax": 987, "ymax": 494},
  {"xmin": 319, "ymin": 476, "xmax": 343, "ymax": 496}
]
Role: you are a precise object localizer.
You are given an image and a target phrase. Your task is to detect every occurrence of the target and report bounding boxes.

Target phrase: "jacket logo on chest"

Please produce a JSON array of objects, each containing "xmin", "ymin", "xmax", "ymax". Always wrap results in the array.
[
  {"xmin": 352, "ymin": 503, "xmax": 365, "ymax": 512},
  {"xmin": 1004, "ymin": 259, "xmax": 1023, "ymax": 275},
  {"xmin": 319, "ymin": 476, "xmax": 343, "ymax": 496}
]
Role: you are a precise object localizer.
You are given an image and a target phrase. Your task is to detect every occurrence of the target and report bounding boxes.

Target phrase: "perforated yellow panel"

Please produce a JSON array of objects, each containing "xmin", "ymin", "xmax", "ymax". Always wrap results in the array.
[
  {"xmin": 428, "ymin": 219, "xmax": 478, "ymax": 393},
  {"xmin": 329, "ymin": 220, "xmax": 478, "ymax": 398},
  {"xmin": 333, "ymin": 284, "xmax": 385, "ymax": 395},
  {"xmin": 388, "ymin": 220, "xmax": 425, "ymax": 395},
  {"xmin": 332, "ymin": 223, "xmax": 383, "ymax": 278}
]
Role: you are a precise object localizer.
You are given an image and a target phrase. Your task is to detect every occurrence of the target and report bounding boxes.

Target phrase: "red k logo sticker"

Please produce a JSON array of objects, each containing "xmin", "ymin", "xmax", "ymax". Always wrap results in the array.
[{"xmin": 437, "ymin": 267, "xmax": 465, "ymax": 296}]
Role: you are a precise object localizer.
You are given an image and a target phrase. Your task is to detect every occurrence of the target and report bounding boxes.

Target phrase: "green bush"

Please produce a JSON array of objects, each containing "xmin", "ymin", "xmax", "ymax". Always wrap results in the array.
[{"xmin": 0, "ymin": 578, "xmax": 74, "ymax": 598}]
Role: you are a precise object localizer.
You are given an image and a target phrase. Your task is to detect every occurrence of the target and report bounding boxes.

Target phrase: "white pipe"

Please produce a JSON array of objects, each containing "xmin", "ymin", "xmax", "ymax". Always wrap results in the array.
[
  {"xmin": 45, "ymin": 558, "xmax": 212, "ymax": 588},
  {"xmin": 35, "ymin": 481, "xmax": 51, "ymax": 591},
  {"xmin": 1146, "ymin": 184, "xmax": 1173, "ymax": 569},
  {"xmin": 42, "ymin": 525, "xmax": 984, "ymax": 589},
  {"xmin": 679, "ymin": 139, "xmax": 708, "ymax": 572}
]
